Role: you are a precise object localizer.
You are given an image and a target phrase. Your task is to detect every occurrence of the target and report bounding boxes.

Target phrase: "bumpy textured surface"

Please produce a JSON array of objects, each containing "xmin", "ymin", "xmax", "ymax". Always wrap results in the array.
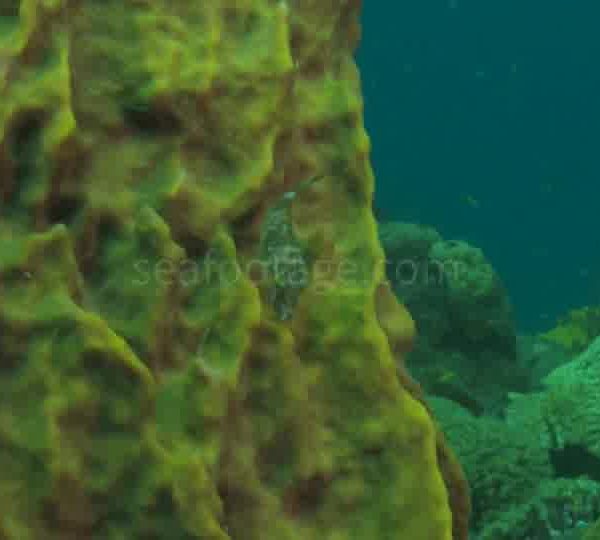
[
  {"xmin": 431, "ymin": 336, "xmax": 600, "ymax": 537},
  {"xmin": 379, "ymin": 222, "xmax": 523, "ymax": 414},
  {"xmin": 433, "ymin": 393, "xmax": 600, "ymax": 539},
  {"xmin": 0, "ymin": 1, "xmax": 468, "ymax": 539},
  {"xmin": 474, "ymin": 477, "xmax": 600, "ymax": 540},
  {"xmin": 430, "ymin": 397, "xmax": 552, "ymax": 529},
  {"xmin": 539, "ymin": 336, "xmax": 600, "ymax": 459},
  {"xmin": 379, "ymin": 223, "xmax": 515, "ymax": 351},
  {"xmin": 504, "ymin": 336, "xmax": 600, "ymax": 473}
]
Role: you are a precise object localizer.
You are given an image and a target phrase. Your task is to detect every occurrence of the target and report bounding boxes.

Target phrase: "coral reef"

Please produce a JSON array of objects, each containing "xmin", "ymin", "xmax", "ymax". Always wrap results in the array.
[
  {"xmin": 475, "ymin": 477, "xmax": 600, "ymax": 540},
  {"xmin": 584, "ymin": 516, "xmax": 600, "ymax": 540},
  {"xmin": 539, "ymin": 306, "xmax": 600, "ymax": 356},
  {"xmin": 520, "ymin": 336, "xmax": 600, "ymax": 465},
  {"xmin": 429, "ymin": 397, "xmax": 553, "ymax": 530},
  {"xmin": 516, "ymin": 335, "xmax": 571, "ymax": 390},
  {"xmin": 431, "ymin": 336, "xmax": 600, "ymax": 538},
  {"xmin": 468, "ymin": 478, "xmax": 600, "ymax": 540},
  {"xmin": 0, "ymin": 1, "xmax": 469, "ymax": 539},
  {"xmin": 379, "ymin": 222, "xmax": 525, "ymax": 414}
]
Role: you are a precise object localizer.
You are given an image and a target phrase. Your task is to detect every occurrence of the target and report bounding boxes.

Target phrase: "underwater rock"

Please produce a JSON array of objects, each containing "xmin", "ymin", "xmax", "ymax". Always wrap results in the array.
[{"xmin": 0, "ymin": 1, "xmax": 469, "ymax": 539}]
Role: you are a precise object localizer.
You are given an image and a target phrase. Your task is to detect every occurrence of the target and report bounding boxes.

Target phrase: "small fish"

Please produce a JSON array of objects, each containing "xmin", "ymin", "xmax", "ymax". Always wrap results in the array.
[{"xmin": 462, "ymin": 195, "xmax": 481, "ymax": 209}]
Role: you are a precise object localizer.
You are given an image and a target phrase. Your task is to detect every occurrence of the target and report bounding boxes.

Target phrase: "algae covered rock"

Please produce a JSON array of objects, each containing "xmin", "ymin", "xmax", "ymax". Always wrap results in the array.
[{"xmin": 0, "ymin": 1, "xmax": 469, "ymax": 539}]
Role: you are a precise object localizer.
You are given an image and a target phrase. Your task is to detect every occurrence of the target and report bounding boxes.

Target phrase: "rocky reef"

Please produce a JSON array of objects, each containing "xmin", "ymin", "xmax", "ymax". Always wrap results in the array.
[
  {"xmin": 584, "ymin": 516, "xmax": 600, "ymax": 539},
  {"xmin": 0, "ymin": 1, "xmax": 469, "ymax": 539},
  {"xmin": 428, "ymin": 336, "xmax": 600, "ymax": 539},
  {"xmin": 539, "ymin": 306, "xmax": 600, "ymax": 356},
  {"xmin": 379, "ymin": 222, "xmax": 600, "ymax": 538},
  {"xmin": 379, "ymin": 221, "xmax": 527, "ymax": 415}
]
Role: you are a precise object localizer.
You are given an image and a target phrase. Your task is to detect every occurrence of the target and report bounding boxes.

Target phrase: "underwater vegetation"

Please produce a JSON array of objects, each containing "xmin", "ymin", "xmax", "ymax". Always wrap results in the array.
[
  {"xmin": 4, "ymin": 1, "xmax": 597, "ymax": 538},
  {"xmin": 379, "ymin": 221, "xmax": 600, "ymax": 539},
  {"xmin": 379, "ymin": 221, "xmax": 527, "ymax": 415},
  {"xmin": 539, "ymin": 306, "xmax": 600, "ymax": 356},
  {"xmin": 584, "ymin": 517, "xmax": 600, "ymax": 539},
  {"xmin": 0, "ymin": 1, "xmax": 470, "ymax": 539}
]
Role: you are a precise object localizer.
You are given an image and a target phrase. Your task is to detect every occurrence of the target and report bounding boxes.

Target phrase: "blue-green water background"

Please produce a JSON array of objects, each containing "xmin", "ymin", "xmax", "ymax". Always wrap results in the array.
[{"xmin": 358, "ymin": 0, "xmax": 599, "ymax": 331}]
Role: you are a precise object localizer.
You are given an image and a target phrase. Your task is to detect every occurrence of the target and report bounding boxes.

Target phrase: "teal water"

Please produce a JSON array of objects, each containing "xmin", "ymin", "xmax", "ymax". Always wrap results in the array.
[{"xmin": 358, "ymin": 0, "xmax": 600, "ymax": 331}]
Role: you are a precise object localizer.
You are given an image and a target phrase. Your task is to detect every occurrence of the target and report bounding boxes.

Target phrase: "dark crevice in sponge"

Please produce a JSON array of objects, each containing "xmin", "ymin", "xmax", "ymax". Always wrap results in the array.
[
  {"xmin": 46, "ymin": 194, "xmax": 81, "ymax": 226},
  {"xmin": 550, "ymin": 444, "xmax": 600, "ymax": 482},
  {"xmin": 121, "ymin": 99, "xmax": 182, "ymax": 137}
]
